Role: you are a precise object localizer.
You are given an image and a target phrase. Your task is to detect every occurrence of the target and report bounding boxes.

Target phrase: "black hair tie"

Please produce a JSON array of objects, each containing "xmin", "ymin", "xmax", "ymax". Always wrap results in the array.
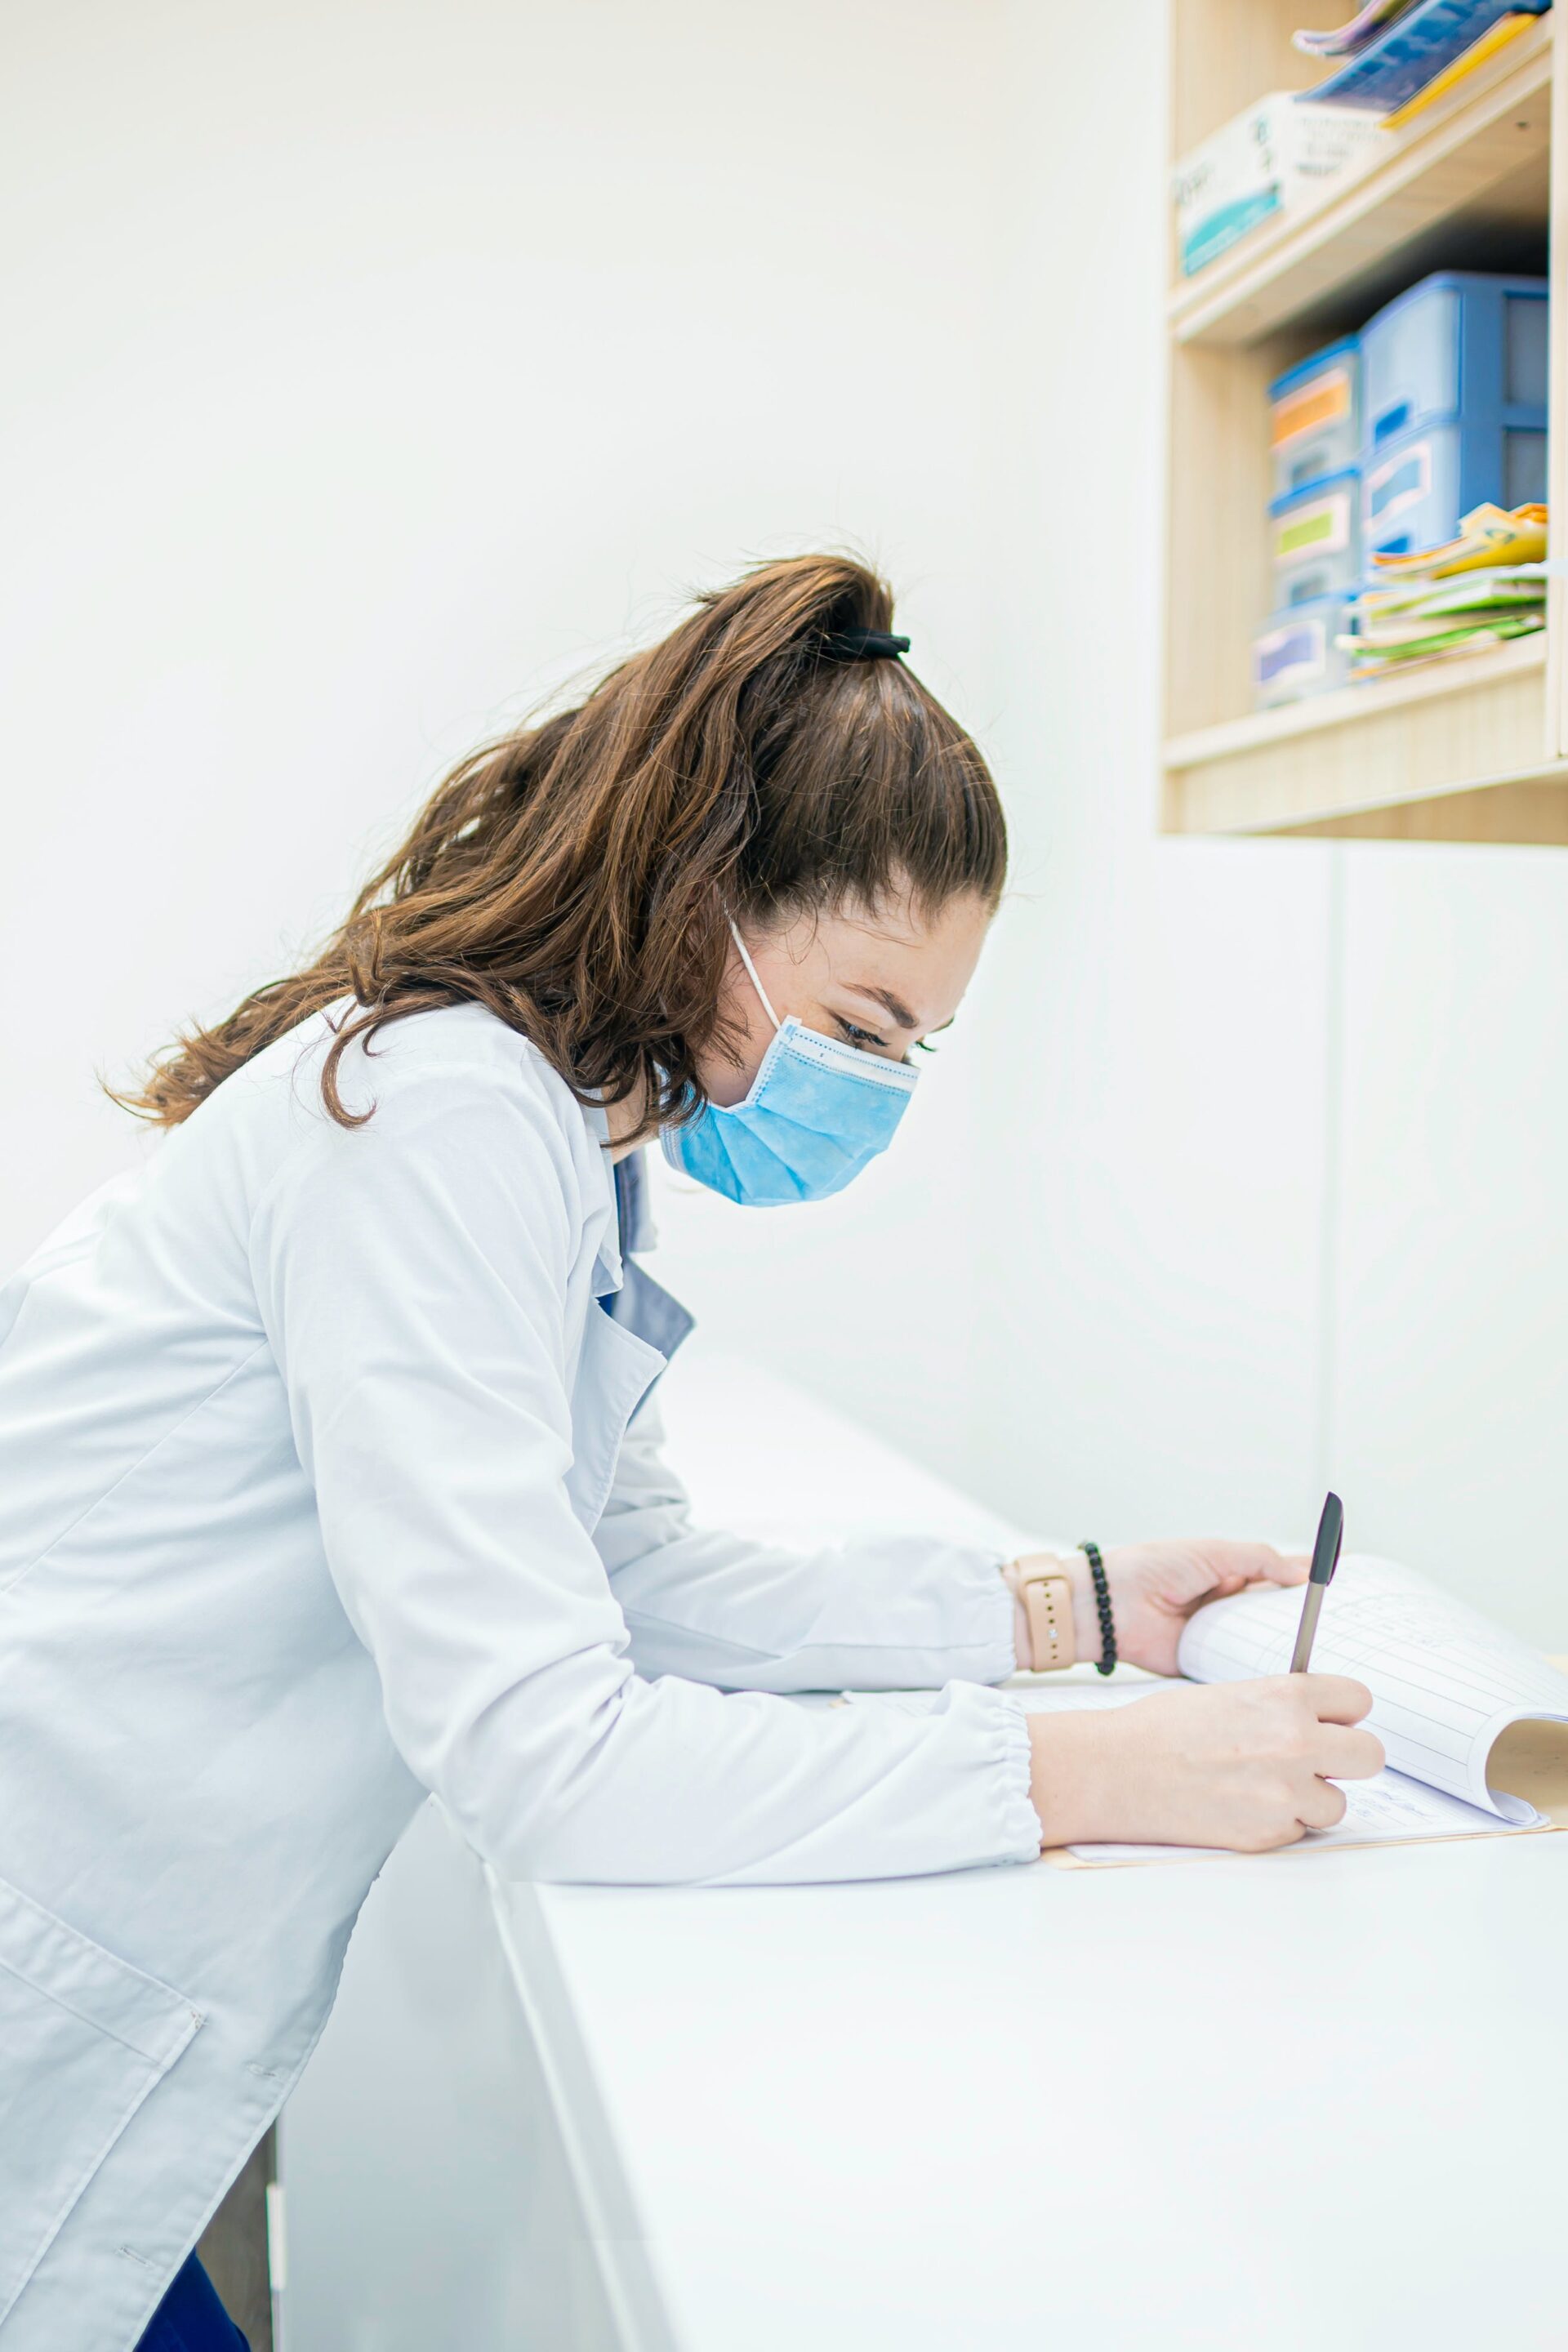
[{"xmin": 821, "ymin": 626, "xmax": 911, "ymax": 662}]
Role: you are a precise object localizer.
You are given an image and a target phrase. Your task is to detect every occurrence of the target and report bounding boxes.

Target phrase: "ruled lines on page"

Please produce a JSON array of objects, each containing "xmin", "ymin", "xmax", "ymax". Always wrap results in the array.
[{"xmin": 1178, "ymin": 1556, "xmax": 1568, "ymax": 1818}]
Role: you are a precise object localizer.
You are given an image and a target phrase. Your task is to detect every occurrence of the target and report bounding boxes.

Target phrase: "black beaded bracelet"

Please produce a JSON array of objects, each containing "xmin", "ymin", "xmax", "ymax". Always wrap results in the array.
[{"xmin": 1079, "ymin": 1541, "xmax": 1117, "ymax": 1676}]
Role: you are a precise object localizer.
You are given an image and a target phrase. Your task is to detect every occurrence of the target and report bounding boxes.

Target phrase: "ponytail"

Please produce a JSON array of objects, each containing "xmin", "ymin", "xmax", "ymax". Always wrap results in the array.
[{"xmin": 114, "ymin": 554, "xmax": 1006, "ymax": 1133}]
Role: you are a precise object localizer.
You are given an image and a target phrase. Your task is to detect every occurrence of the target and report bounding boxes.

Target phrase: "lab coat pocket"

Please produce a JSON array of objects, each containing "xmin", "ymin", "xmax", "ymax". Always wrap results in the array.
[
  {"xmin": 564, "ymin": 1310, "xmax": 666, "ymax": 1533},
  {"xmin": 0, "ymin": 1875, "xmax": 203, "ymax": 2325}
]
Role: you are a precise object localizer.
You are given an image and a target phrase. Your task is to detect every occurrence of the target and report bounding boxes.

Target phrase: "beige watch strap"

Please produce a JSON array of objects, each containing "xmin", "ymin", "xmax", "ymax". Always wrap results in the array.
[{"xmin": 1003, "ymin": 1557, "xmax": 1077, "ymax": 1672}]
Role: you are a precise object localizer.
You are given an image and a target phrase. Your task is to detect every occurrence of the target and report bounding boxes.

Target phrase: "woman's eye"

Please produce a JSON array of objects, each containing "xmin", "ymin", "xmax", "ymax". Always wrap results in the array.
[{"xmin": 835, "ymin": 1018, "xmax": 886, "ymax": 1052}]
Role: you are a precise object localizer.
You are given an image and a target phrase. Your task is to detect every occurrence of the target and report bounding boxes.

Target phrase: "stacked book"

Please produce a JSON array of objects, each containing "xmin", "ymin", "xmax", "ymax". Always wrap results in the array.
[
  {"xmin": 1340, "ymin": 500, "xmax": 1548, "ymax": 676},
  {"xmin": 1294, "ymin": 0, "xmax": 1552, "ymax": 127}
]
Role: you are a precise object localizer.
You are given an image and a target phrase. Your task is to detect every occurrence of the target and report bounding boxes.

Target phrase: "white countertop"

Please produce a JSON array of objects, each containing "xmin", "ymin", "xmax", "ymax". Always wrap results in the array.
[{"xmin": 492, "ymin": 1349, "xmax": 1568, "ymax": 2352}]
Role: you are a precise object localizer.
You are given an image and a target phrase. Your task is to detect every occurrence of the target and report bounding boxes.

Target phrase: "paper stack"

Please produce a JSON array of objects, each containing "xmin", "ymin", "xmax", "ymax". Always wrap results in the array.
[{"xmin": 1340, "ymin": 500, "xmax": 1548, "ymax": 675}]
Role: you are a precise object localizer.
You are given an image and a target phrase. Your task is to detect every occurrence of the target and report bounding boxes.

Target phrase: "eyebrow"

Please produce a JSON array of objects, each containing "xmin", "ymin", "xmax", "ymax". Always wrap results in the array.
[{"xmin": 844, "ymin": 982, "xmax": 923, "ymax": 1032}]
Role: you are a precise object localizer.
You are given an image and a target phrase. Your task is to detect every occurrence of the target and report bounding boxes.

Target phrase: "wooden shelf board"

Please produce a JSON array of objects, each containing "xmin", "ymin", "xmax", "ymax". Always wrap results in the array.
[
  {"xmin": 1164, "ymin": 635, "xmax": 1546, "ymax": 769},
  {"xmin": 1169, "ymin": 16, "xmax": 1552, "ymax": 350},
  {"xmin": 1262, "ymin": 774, "xmax": 1568, "ymax": 840},
  {"xmin": 1160, "ymin": 639, "xmax": 1568, "ymax": 842}
]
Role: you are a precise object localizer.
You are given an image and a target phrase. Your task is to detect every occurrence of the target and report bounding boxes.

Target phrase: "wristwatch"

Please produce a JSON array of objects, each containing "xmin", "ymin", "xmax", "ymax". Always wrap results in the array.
[{"xmin": 1000, "ymin": 1555, "xmax": 1076, "ymax": 1673}]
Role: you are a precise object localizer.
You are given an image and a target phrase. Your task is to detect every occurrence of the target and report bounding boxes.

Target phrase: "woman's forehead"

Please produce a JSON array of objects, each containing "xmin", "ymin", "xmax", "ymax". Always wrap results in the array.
[{"xmin": 773, "ymin": 895, "xmax": 989, "ymax": 1027}]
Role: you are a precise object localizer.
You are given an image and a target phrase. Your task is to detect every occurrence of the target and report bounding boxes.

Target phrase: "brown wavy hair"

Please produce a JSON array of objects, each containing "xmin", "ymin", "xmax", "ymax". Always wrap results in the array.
[{"xmin": 114, "ymin": 553, "xmax": 1006, "ymax": 1135}]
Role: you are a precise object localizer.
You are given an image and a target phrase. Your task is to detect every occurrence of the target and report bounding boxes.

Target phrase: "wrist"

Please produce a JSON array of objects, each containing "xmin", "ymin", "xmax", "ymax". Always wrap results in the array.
[
  {"xmin": 1025, "ymin": 1713, "xmax": 1063, "ymax": 1846},
  {"xmin": 1026, "ymin": 1708, "xmax": 1115, "ymax": 1848}
]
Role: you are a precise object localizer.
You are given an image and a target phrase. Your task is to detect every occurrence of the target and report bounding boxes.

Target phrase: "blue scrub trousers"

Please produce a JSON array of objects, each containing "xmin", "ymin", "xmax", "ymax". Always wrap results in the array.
[{"xmin": 134, "ymin": 2253, "xmax": 248, "ymax": 2351}]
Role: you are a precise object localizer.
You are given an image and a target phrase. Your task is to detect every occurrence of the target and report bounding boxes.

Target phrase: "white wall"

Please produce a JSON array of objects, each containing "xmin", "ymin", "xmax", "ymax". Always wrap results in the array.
[
  {"xmin": 5, "ymin": 0, "xmax": 1566, "ymax": 1711},
  {"xmin": 1332, "ymin": 849, "xmax": 1568, "ymax": 1639},
  {"xmin": 1, "ymin": 0, "xmax": 1013, "ymax": 1494}
]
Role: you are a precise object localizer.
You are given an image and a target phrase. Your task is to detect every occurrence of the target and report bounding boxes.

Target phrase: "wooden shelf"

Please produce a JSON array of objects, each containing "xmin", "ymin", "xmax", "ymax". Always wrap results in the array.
[
  {"xmin": 1162, "ymin": 640, "xmax": 1568, "ymax": 841},
  {"xmin": 1159, "ymin": 0, "xmax": 1566, "ymax": 846},
  {"xmin": 1170, "ymin": 15, "xmax": 1552, "ymax": 349}
]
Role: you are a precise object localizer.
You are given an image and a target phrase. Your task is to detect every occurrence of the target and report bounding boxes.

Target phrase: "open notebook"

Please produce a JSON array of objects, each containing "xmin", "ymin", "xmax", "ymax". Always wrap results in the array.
[{"xmin": 841, "ymin": 1555, "xmax": 1568, "ymax": 1868}]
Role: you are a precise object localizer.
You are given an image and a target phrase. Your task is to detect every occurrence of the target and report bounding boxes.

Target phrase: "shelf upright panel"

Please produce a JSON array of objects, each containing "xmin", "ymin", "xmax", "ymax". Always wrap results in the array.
[{"xmin": 1162, "ymin": 0, "xmax": 1315, "ymax": 811}]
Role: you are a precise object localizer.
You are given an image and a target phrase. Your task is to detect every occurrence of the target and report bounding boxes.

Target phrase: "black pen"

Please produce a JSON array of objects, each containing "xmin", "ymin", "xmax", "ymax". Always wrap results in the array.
[{"xmin": 1290, "ymin": 1491, "xmax": 1343, "ymax": 1673}]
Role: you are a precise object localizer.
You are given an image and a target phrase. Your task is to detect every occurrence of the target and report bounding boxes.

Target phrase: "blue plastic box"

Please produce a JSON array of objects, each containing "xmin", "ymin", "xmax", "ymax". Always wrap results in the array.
[
  {"xmin": 1360, "ymin": 270, "xmax": 1548, "ymax": 454},
  {"xmin": 1362, "ymin": 416, "xmax": 1547, "ymax": 562},
  {"xmin": 1269, "ymin": 337, "xmax": 1360, "ymax": 500},
  {"xmin": 1253, "ymin": 594, "xmax": 1357, "ymax": 708},
  {"xmin": 1270, "ymin": 469, "xmax": 1361, "ymax": 604}
]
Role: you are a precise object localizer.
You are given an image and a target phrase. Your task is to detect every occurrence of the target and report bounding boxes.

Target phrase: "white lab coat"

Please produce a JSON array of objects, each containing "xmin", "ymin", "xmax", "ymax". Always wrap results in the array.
[{"xmin": 0, "ymin": 1001, "xmax": 1040, "ymax": 2351}]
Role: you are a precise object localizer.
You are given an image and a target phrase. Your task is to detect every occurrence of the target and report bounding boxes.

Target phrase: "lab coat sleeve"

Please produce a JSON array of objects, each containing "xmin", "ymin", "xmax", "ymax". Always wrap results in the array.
[
  {"xmin": 248, "ymin": 1068, "xmax": 1042, "ymax": 1885},
  {"xmin": 595, "ymin": 1386, "xmax": 1019, "ymax": 1691}
]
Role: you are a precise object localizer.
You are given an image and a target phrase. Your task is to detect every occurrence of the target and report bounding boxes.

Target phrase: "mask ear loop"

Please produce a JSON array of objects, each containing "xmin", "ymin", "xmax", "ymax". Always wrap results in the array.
[{"xmin": 728, "ymin": 919, "xmax": 782, "ymax": 1035}]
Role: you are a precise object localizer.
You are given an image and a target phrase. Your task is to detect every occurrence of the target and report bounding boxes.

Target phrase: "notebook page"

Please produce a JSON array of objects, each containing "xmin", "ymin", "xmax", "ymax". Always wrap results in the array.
[{"xmin": 1177, "ymin": 1554, "xmax": 1568, "ymax": 1820}]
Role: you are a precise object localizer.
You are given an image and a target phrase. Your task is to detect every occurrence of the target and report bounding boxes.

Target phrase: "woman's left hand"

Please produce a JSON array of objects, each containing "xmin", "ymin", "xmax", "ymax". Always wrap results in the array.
[{"xmin": 1069, "ymin": 1539, "xmax": 1308, "ymax": 1677}]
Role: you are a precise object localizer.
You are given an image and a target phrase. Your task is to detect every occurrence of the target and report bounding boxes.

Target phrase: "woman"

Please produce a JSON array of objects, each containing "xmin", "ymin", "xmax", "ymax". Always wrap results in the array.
[{"xmin": 0, "ymin": 555, "xmax": 1381, "ymax": 2351}]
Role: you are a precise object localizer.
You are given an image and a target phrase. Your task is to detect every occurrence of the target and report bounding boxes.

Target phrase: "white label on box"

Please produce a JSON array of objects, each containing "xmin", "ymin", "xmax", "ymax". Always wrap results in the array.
[
  {"xmin": 1365, "ymin": 440, "xmax": 1432, "ymax": 526},
  {"xmin": 1275, "ymin": 491, "xmax": 1353, "ymax": 566},
  {"xmin": 1255, "ymin": 614, "xmax": 1329, "ymax": 692}
]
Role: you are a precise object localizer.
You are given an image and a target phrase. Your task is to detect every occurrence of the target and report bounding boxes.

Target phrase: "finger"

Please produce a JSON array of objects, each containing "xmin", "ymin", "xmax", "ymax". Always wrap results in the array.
[
  {"xmin": 1303, "ymin": 1674, "xmax": 1375, "ymax": 1726},
  {"xmin": 1297, "ymin": 1777, "xmax": 1349, "ymax": 1832},
  {"xmin": 1315, "ymin": 1725, "xmax": 1385, "ymax": 1782},
  {"xmin": 1249, "ymin": 1545, "xmax": 1310, "ymax": 1587},
  {"xmin": 1194, "ymin": 1540, "xmax": 1303, "ymax": 1585},
  {"xmin": 1200, "ymin": 1573, "xmax": 1300, "ymax": 1611},
  {"xmin": 1250, "ymin": 1815, "xmax": 1307, "ymax": 1853},
  {"xmin": 1178, "ymin": 1573, "xmax": 1252, "ymax": 1610}
]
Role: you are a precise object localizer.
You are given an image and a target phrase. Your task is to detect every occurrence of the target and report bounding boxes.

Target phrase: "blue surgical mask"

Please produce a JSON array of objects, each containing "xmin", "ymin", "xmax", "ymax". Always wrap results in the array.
[{"xmin": 661, "ymin": 922, "xmax": 919, "ymax": 1206}]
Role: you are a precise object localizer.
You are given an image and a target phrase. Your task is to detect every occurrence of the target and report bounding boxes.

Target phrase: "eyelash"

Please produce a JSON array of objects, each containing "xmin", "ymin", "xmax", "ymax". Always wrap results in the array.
[{"xmin": 835, "ymin": 1018, "xmax": 940, "ymax": 1058}]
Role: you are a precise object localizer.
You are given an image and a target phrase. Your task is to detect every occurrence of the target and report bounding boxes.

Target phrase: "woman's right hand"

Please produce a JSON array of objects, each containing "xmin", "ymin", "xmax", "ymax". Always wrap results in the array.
[{"xmin": 1026, "ymin": 1676, "xmax": 1384, "ymax": 1852}]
